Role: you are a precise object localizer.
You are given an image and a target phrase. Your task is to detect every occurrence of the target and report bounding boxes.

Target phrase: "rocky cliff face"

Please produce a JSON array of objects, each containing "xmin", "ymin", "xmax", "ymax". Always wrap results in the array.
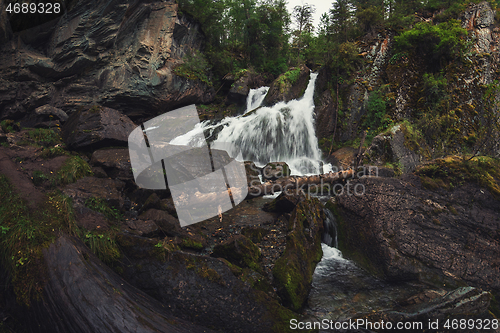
[
  {"xmin": 315, "ymin": 1, "xmax": 500, "ymax": 158},
  {"xmin": 0, "ymin": 0, "xmax": 214, "ymax": 121}
]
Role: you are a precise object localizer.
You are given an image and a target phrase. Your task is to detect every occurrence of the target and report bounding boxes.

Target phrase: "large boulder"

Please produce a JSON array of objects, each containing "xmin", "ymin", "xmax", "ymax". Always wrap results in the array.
[
  {"xmin": 21, "ymin": 104, "xmax": 69, "ymax": 128},
  {"xmin": 25, "ymin": 234, "xmax": 215, "ymax": 333},
  {"xmin": 62, "ymin": 105, "xmax": 136, "ymax": 150},
  {"xmin": 117, "ymin": 233, "xmax": 299, "ymax": 333},
  {"xmin": 0, "ymin": 0, "xmax": 215, "ymax": 120},
  {"xmin": 334, "ymin": 175, "xmax": 500, "ymax": 293},
  {"xmin": 263, "ymin": 65, "xmax": 310, "ymax": 106},
  {"xmin": 272, "ymin": 197, "xmax": 324, "ymax": 311}
]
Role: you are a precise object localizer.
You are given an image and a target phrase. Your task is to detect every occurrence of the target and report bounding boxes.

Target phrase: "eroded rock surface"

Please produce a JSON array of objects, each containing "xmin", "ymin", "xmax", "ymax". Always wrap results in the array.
[
  {"xmin": 335, "ymin": 175, "xmax": 500, "ymax": 293},
  {"xmin": 30, "ymin": 235, "xmax": 215, "ymax": 333},
  {"xmin": 0, "ymin": 0, "xmax": 214, "ymax": 121}
]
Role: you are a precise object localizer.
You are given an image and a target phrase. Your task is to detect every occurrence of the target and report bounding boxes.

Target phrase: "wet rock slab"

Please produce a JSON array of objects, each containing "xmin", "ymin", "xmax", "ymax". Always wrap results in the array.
[{"xmin": 335, "ymin": 175, "xmax": 500, "ymax": 292}]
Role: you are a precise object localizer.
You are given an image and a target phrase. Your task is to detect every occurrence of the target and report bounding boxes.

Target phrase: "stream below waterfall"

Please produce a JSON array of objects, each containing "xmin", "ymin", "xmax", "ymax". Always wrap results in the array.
[{"xmin": 304, "ymin": 243, "xmax": 432, "ymax": 330}]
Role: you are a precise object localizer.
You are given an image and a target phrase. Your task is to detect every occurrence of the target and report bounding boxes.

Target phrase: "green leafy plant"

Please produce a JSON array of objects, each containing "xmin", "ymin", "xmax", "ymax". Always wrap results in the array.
[{"xmin": 84, "ymin": 197, "xmax": 122, "ymax": 221}]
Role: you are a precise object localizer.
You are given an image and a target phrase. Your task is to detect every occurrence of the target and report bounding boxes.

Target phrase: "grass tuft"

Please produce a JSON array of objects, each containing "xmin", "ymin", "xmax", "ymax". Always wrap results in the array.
[
  {"xmin": 56, "ymin": 156, "xmax": 93, "ymax": 185},
  {"xmin": 0, "ymin": 176, "xmax": 67, "ymax": 306}
]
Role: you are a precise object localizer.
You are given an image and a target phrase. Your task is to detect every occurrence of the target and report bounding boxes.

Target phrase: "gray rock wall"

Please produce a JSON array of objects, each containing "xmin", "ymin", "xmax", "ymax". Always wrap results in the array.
[{"xmin": 0, "ymin": 0, "xmax": 214, "ymax": 121}]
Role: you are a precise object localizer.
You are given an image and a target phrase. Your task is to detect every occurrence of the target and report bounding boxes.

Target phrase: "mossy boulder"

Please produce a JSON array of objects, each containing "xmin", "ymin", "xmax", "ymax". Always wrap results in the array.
[
  {"xmin": 212, "ymin": 235, "xmax": 261, "ymax": 270},
  {"xmin": 272, "ymin": 197, "xmax": 324, "ymax": 311},
  {"xmin": 264, "ymin": 65, "xmax": 310, "ymax": 106},
  {"xmin": 118, "ymin": 232, "xmax": 303, "ymax": 333},
  {"xmin": 367, "ymin": 123, "xmax": 422, "ymax": 174},
  {"xmin": 227, "ymin": 70, "xmax": 252, "ymax": 106}
]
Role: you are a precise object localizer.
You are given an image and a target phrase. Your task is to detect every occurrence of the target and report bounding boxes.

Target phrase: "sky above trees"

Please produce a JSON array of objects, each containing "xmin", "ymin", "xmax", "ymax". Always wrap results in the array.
[{"xmin": 286, "ymin": 0, "xmax": 331, "ymax": 31}]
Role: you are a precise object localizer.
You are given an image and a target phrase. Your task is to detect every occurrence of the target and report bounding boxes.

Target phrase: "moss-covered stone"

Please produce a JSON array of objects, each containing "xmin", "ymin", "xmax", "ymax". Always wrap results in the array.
[
  {"xmin": 241, "ymin": 227, "xmax": 269, "ymax": 243},
  {"xmin": 272, "ymin": 197, "xmax": 324, "ymax": 311},
  {"xmin": 417, "ymin": 156, "xmax": 500, "ymax": 199},
  {"xmin": 212, "ymin": 235, "xmax": 261, "ymax": 271},
  {"xmin": 326, "ymin": 199, "xmax": 383, "ymax": 278}
]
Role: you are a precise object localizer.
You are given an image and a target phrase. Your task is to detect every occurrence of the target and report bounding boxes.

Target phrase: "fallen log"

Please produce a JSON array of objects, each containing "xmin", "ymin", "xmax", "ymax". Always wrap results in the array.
[
  {"xmin": 248, "ymin": 169, "xmax": 355, "ymax": 197},
  {"xmin": 171, "ymin": 169, "xmax": 356, "ymax": 205}
]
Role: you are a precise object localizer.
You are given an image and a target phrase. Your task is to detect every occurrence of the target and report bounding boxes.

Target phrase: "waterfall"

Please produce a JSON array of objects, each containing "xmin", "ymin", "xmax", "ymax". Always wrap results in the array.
[
  {"xmin": 171, "ymin": 73, "xmax": 329, "ymax": 175},
  {"xmin": 322, "ymin": 208, "xmax": 338, "ymax": 248},
  {"xmin": 245, "ymin": 86, "xmax": 269, "ymax": 113}
]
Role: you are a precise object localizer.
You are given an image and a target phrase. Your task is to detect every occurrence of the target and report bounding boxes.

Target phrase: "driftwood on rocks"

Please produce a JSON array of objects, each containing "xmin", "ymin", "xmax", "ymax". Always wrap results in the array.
[
  {"xmin": 172, "ymin": 169, "xmax": 357, "ymax": 205},
  {"xmin": 248, "ymin": 169, "xmax": 355, "ymax": 197}
]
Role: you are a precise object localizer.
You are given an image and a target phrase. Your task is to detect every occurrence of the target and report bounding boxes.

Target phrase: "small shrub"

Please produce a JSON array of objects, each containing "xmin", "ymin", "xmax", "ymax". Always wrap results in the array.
[
  {"xmin": 0, "ymin": 120, "xmax": 17, "ymax": 133},
  {"xmin": 275, "ymin": 68, "xmax": 302, "ymax": 93},
  {"xmin": 394, "ymin": 20, "xmax": 468, "ymax": 71},
  {"xmin": 56, "ymin": 156, "xmax": 93, "ymax": 185}
]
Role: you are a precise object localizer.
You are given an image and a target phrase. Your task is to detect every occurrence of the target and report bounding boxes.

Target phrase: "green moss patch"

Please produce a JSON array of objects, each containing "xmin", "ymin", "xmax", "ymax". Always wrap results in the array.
[
  {"xmin": 416, "ymin": 156, "xmax": 500, "ymax": 198},
  {"xmin": 272, "ymin": 198, "xmax": 323, "ymax": 311},
  {"xmin": 212, "ymin": 235, "xmax": 261, "ymax": 271},
  {"xmin": 0, "ymin": 176, "xmax": 74, "ymax": 306},
  {"xmin": 275, "ymin": 68, "xmax": 301, "ymax": 94},
  {"xmin": 56, "ymin": 155, "xmax": 93, "ymax": 185}
]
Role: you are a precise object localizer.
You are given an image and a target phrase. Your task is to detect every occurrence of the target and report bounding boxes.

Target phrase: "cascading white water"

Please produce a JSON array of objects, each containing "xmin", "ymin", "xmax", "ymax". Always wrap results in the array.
[
  {"xmin": 171, "ymin": 73, "xmax": 328, "ymax": 175},
  {"xmin": 245, "ymin": 86, "xmax": 269, "ymax": 113}
]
